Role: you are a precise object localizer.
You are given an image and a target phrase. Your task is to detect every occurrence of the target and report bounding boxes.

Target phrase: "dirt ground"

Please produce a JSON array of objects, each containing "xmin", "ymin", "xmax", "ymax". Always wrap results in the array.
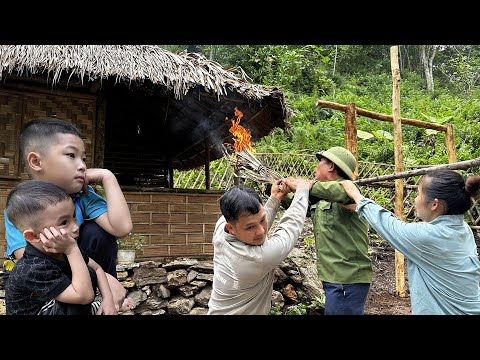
[
  {"xmin": 364, "ymin": 230, "xmax": 480, "ymax": 315},
  {"xmin": 297, "ymin": 218, "xmax": 413, "ymax": 315},
  {"xmin": 364, "ymin": 238, "xmax": 411, "ymax": 315}
]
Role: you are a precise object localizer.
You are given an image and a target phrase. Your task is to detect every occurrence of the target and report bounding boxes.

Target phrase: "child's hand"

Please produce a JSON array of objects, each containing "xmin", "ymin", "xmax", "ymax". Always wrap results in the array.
[
  {"xmin": 83, "ymin": 168, "xmax": 113, "ymax": 195},
  {"xmin": 39, "ymin": 227, "xmax": 78, "ymax": 255},
  {"xmin": 96, "ymin": 299, "xmax": 118, "ymax": 315}
]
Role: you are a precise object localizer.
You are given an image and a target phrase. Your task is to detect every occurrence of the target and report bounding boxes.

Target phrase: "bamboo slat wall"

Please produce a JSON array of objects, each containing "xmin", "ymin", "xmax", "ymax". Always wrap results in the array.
[{"xmin": 125, "ymin": 190, "xmax": 222, "ymax": 259}]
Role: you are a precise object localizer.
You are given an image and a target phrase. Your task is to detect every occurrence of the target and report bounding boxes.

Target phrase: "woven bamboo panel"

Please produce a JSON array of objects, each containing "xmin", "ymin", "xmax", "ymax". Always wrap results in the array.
[
  {"xmin": 174, "ymin": 157, "xmax": 236, "ymax": 190},
  {"xmin": 127, "ymin": 191, "xmax": 222, "ymax": 259},
  {"xmin": 0, "ymin": 91, "xmax": 22, "ymax": 178},
  {"xmin": 174, "ymin": 153, "xmax": 480, "ymax": 226},
  {"xmin": 257, "ymin": 153, "xmax": 316, "ymax": 178},
  {"xmin": 22, "ymin": 93, "xmax": 96, "ymax": 172}
]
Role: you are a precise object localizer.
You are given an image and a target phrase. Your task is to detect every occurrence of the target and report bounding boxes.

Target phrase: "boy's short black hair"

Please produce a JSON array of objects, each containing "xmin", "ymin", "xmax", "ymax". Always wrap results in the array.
[
  {"xmin": 20, "ymin": 118, "xmax": 83, "ymax": 163},
  {"xmin": 6, "ymin": 180, "xmax": 71, "ymax": 231},
  {"xmin": 219, "ymin": 185, "xmax": 263, "ymax": 223}
]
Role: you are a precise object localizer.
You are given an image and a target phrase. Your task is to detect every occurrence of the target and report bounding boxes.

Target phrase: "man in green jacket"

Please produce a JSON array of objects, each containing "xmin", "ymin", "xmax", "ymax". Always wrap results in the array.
[{"xmin": 282, "ymin": 146, "xmax": 372, "ymax": 315}]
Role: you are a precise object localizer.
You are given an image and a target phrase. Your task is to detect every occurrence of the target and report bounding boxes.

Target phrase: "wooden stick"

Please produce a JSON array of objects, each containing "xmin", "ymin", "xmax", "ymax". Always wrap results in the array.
[
  {"xmin": 316, "ymin": 100, "xmax": 448, "ymax": 132},
  {"xmin": 361, "ymin": 182, "xmax": 418, "ymax": 190},
  {"xmin": 356, "ymin": 157, "xmax": 480, "ymax": 185}
]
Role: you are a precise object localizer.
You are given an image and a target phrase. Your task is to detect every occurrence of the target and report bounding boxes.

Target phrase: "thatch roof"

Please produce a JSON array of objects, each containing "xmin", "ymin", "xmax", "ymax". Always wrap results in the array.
[{"xmin": 0, "ymin": 45, "xmax": 291, "ymax": 171}]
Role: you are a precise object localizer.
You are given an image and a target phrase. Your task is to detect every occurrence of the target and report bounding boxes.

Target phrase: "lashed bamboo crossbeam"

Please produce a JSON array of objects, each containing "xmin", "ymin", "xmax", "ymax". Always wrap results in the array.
[
  {"xmin": 316, "ymin": 100, "xmax": 449, "ymax": 132},
  {"xmin": 356, "ymin": 156, "xmax": 480, "ymax": 185}
]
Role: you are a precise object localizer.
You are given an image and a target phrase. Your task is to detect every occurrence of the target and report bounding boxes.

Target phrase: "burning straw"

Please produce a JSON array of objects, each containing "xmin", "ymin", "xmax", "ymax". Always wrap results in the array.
[
  {"xmin": 223, "ymin": 145, "xmax": 282, "ymax": 183},
  {"xmin": 223, "ymin": 107, "xmax": 282, "ymax": 184}
]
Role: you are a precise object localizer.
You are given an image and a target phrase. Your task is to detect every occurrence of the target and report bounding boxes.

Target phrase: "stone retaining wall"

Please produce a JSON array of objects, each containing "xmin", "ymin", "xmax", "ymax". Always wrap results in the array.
[{"xmin": 0, "ymin": 249, "xmax": 324, "ymax": 315}]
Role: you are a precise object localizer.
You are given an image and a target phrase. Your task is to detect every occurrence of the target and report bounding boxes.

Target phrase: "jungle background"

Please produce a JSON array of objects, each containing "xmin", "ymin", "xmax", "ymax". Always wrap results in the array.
[{"xmin": 161, "ymin": 45, "xmax": 480, "ymax": 166}]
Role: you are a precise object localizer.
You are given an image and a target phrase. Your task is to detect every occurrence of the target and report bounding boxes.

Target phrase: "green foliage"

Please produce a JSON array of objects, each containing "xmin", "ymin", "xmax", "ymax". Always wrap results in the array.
[
  {"xmin": 117, "ymin": 233, "xmax": 145, "ymax": 251},
  {"xmin": 285, "ymin": 303, "xmax": 310, "ymax": 315},
  {"xmin": 256, "ymin": 92, "xmax": 346, "ymax": 154},
  {"xmin": 284, "ymin": 295, "xmax": 325, "ymax": 315},
  {"xmin": 436, "ymin": 45, "xmax": 480, "ymax": 96},
  {"xmin": 372, "ymin": 130, "xmax": 393, "ymax": 140},
  {"xmin": 357, "ymin": 129, "xmax": 374, "ymax": 140},
  {"xmin": 269, "ymin": 304, "xmax": 283, "ymax": 315},
  {"xmin": 92, "ymin": 185, "xmax": 106, "ymax": 199},
  {"xmin": 190, "ymin": 45, "xmax": 337, "ymax": 96},
  {"xmin": 334, "ymin": 45, "xmax": 392, "ymax": 76},
  {"xmin": 303, "ymin": 237, "xmax": 315, "ymax": 252},
  {"xmin": 269, "ymin": 295, "xmax": 325, "ymax": 315}
]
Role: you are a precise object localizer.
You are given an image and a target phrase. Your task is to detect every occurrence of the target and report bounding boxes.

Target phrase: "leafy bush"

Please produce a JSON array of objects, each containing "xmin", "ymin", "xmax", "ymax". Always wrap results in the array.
[
  {"xmin": 269, "ymin": 295, "xmax": 325, "ymax": 315},
  {"xmin": 117, "ymin": 233, "xmax": 145, "ymax": 251}
]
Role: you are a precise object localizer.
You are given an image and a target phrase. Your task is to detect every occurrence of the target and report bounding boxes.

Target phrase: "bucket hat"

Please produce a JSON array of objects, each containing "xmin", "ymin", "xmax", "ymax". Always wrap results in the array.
[{"xmin": 316, "ymin": 146, "xmax": 356, "ymax": 180}]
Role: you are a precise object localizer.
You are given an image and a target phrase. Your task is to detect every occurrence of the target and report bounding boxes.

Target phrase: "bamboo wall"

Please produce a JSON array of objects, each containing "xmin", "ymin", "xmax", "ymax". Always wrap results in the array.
[{"xmin": 125, "ymin": 190, "xmax": 222, "ymax": 259}]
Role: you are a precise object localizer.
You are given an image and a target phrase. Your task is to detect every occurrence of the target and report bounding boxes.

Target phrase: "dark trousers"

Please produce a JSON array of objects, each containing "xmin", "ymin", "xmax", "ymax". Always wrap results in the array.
[
  {"xmin": 77, "ymin": 220, "xmax": 118, "ymax": 278},
  {"xmin": 322, "ymin": 282, "xmax": 370, "ymax": 315}
]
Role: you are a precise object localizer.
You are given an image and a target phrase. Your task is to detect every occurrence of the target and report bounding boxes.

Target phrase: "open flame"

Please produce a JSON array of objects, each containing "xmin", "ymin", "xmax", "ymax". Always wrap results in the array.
[
  {"xmin": 222, "ymin": 107, "xmax": 282, "ymax": 184},
  {"xmin": 226, "ymin": 107, "xmax": 255, "ymax": 153}
]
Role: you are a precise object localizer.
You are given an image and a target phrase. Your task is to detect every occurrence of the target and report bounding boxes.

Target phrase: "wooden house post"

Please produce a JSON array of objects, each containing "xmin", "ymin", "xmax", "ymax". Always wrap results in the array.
[
  {"xmin": 205, "ymin": 139, "xmax": 211, "ymax": 190},
  {"xmin": 168, "ymin": 160, "xmax": 174, "ymax": 188}
]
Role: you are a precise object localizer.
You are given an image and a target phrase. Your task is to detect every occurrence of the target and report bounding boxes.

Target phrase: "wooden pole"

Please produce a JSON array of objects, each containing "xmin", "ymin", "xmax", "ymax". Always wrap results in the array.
[
  {"xmin": 356, "ymin": 157, "xmax": 480, "ymax": 185},
  {"xmin": 234, "ymin": 170, "xmax": 241, "ymax": 185},
  {"xmin": 445, "ymin": 123, "xmax": 457, "ymax": 163},
  {"xmin": 391, "ymin": 46, "xmax": 406, "ymax": 298},
  {"xmin": 205, "ymin": 142, "xmax": 211, "ymax": 190},
  {"xmin": 345, "ymin": 103, "xmax": 359, "ymax": 179},
  {"xmin": 168, "ymin": 160, "xmax": 174, "ymax": 189}
]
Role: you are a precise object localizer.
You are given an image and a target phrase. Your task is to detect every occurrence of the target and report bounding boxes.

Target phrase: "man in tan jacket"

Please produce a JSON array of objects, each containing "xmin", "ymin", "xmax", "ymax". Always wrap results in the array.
[{"xmin": 208, "ymin": 178, "xmax": 312, "ymax": 315}]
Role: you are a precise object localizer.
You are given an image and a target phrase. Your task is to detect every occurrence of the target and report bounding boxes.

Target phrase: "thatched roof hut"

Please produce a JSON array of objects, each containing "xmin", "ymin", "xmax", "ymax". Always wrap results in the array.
[
  {"xmin": 0, "ymin": 45, "xmax": 292, "ymax": 258},
  {"xmin": 0, "ymin": 45, "xmax": 290, "ymax": 183}
]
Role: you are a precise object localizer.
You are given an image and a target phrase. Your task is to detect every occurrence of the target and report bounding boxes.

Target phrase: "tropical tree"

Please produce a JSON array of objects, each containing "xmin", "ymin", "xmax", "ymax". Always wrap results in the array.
[{"xmin": 420, "ymin": 45, "xmax": 437, "ymax": 92}]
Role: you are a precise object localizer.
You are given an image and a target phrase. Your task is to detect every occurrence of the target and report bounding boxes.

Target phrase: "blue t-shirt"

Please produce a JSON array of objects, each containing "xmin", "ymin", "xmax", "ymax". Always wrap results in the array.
[{"xmin": 5, "ymin": 185, "xmax": 107, "ymax": 257}]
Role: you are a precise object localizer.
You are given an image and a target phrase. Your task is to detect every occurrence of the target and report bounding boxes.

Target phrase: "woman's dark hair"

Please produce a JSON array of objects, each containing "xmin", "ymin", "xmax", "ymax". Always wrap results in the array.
[
  {"xmin": 421, "ymin": 170, "xmax": 472, "ymax": 215},
  {"xmin": 219, "ymin": 185, "xmax": 263, "ymax": 222},
  {"xmin": 465, "ymin": 175, "xmax": 480, "ymax": 198}
]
